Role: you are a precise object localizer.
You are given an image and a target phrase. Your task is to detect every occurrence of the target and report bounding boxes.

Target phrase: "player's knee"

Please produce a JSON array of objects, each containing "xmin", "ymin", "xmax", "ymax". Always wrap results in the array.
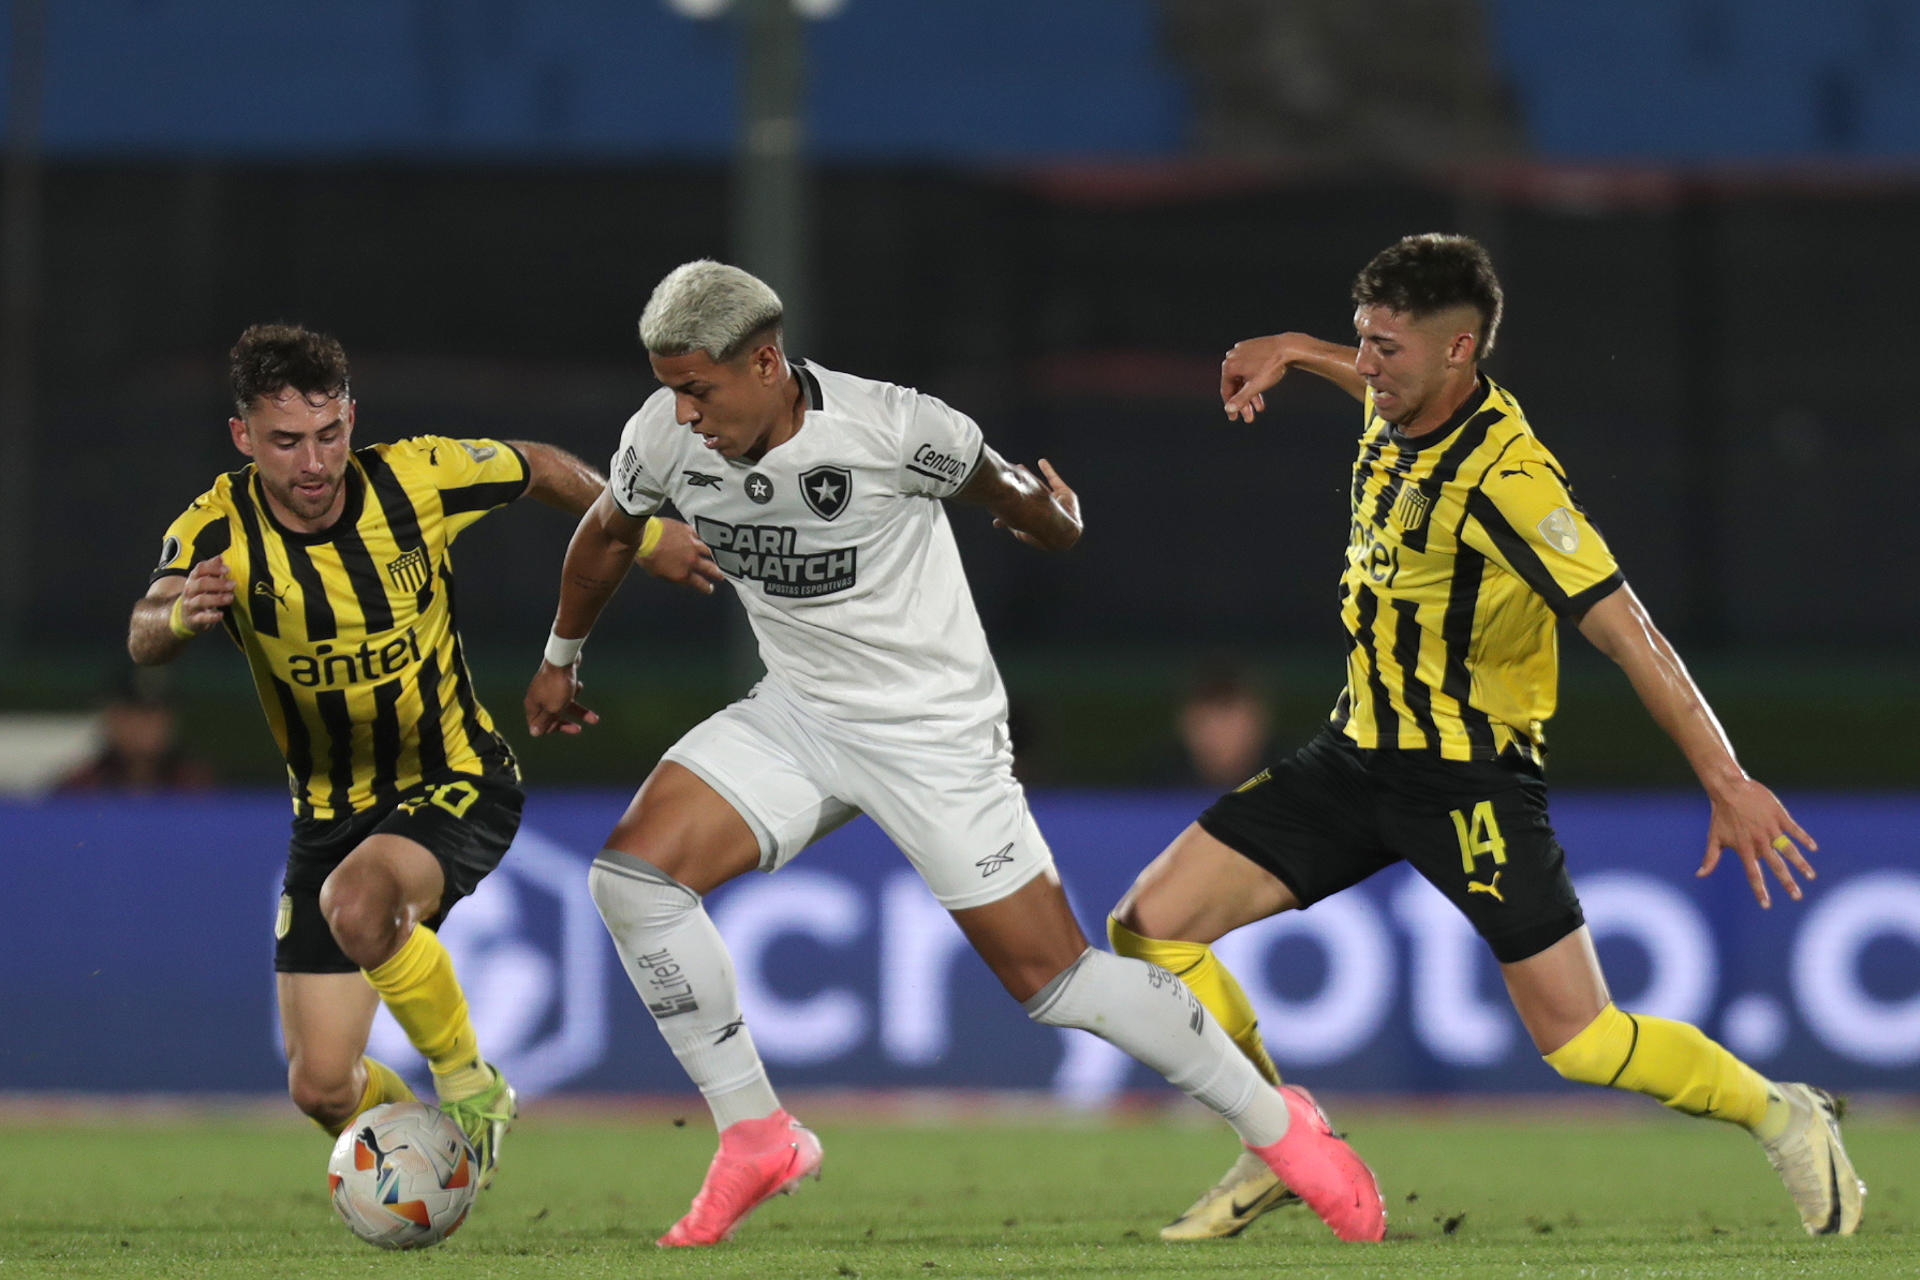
[
  {"xmin": 992, "ymin": 950, "xmax": 1080, "ymax": 1007},
  {"xmin": 287, "ymin": 1059, "xmax": 359, "ymax": 1124},
  {"xmin": 318, "ymin": 866, "xmax": 407, "ymax": 967},
  {"xmin": 1108, "ymin": 887, "xmax": 1192, "ymax": 946},
  {"xmin": 588, "ymin": 849, "xmax": 700, "ymax": 935}
]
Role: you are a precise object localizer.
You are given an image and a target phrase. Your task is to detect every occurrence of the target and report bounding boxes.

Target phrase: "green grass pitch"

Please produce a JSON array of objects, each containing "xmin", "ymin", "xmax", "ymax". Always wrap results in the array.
[{"xmin": 2, "ymin": 1098, "xmax": 1916, "ymax": 1279}]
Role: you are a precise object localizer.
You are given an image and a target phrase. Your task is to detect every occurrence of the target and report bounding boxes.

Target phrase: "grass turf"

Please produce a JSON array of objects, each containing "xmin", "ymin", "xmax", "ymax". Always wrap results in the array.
[{"xmin": 2, "ymin": 1100, "xmax": 1915, "ymax": 1279}]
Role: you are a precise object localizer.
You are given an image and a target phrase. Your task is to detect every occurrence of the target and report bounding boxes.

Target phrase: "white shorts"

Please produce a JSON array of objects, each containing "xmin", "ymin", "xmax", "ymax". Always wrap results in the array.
[{"xmin": 662, "ymin": 681, "xmax": 1055, "ymax": 910}]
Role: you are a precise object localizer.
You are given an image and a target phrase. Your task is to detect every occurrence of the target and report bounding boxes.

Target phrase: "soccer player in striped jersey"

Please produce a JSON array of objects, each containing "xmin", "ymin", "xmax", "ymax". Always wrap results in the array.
[
  {"xmin": 127, "ymin": 323, "xmax": 720, "ymax": 1184},
  {"xmin": 1110, "ymin": 234, "xmax": 1864, "ymax": 1240}
]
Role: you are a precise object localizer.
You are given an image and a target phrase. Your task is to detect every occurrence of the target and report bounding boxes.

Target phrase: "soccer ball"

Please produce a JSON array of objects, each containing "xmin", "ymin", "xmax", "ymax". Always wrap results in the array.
[{"xmin": 326, "ymin": 1101, "xmax": 477, "ymax": 1250}]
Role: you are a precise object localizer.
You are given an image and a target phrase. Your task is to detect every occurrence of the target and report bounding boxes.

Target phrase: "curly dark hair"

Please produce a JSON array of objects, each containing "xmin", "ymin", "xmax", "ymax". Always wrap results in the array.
[
  {"xmin": 228, "ymin": 323, "xmax": 350, "ymax": 415},
  {"xmin": 1352, "ymin": 234, "xmax": 1505, "ymax": 360}
]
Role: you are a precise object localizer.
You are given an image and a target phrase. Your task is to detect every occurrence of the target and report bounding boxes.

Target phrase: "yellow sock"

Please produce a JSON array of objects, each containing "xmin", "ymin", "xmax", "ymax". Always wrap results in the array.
[
  {"xmin": 363, "ymin": 925, "xmax": 490, "ymax": 1102},
  {"xmin": 313, "ymin": 1057, "xmax": 418, "ymax": 1138},
  {"xmin": 1108, "ymin": 916, "xmax": 1282, "ymax": 1086},
  {"xmin": 1544, "ymin": 1002, "xmax": 1771, "ymax": 1129}
]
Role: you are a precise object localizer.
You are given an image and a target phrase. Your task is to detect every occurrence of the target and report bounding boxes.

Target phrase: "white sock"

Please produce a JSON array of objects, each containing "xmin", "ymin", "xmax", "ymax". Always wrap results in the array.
[
  {"xmin": 588, "ymin": 850, "xmax": 781, "ymax": 1131},
  {"xmin": 1025, "ymin": 948, "xmax": 1290, "ymax": 1146}
]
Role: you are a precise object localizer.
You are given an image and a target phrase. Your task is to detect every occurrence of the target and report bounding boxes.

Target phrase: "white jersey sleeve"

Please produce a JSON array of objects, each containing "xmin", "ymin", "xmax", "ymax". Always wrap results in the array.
[
  {"xmin": 897, "ymin": 390, "xmax": 985, "ymax": 499},
  {"xmin": 608, "ymin": 392, "xmax": 678, "ymax": 518}
]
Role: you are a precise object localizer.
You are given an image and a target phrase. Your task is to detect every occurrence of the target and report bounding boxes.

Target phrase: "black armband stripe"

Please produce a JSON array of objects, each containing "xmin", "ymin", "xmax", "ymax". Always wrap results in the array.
[{"xmin": 1568, "ymin": 573, "xmax": 1625, "ymax": 618}]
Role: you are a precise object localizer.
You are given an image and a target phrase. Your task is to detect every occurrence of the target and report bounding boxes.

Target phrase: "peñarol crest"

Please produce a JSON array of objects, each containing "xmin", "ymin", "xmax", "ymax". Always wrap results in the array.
[
  {"xmin": 1393, "ymin": 486, "xmax": 1432, "ymax": 532},
  {"xmin": 386, "ymin": 546, "xmax": 431, "ymax": 592}
]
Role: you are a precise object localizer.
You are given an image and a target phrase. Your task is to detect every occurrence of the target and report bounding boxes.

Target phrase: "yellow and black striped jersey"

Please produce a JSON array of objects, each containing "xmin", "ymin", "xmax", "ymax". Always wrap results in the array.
[
  {"xmin": 1332, "ymin": 375, "xmax": 1622, "ymax": 763},
  {"xmin": 150, "ymin": 436, "xmax": 531, "ymax": 820}
]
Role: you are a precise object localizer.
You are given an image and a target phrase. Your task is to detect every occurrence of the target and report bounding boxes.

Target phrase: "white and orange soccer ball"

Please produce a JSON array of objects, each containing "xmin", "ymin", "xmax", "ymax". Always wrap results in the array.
[{"xmin": 326, "ymin": 1101, "xmax": 477, "ymax": 1249}]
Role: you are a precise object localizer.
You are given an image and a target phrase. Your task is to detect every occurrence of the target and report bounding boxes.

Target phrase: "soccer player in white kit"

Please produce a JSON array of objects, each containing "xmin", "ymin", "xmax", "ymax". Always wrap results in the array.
[{"xmin": 524, "ymin": 260, "xmax": 1387, "ymax": 1248}]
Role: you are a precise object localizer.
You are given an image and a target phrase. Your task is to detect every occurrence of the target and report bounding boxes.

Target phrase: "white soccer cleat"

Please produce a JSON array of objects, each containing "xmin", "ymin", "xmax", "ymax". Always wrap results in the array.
[
  {"xmin": 1758, "ymin": 1082, "xmax": 1865, "ymax": 1236},
  {"xmin": 1159, "ymin": 1148, "xmax": 1302, "ymax": 1241}
]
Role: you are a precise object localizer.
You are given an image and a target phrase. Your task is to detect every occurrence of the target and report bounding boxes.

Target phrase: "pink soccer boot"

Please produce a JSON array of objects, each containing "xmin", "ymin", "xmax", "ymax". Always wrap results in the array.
[
  {"xmin": 1246, "ymin": 1084, "xmax": 1386, "ymax": 1242},
  {"xmin": 657, "ymin": 1109, "xmax": 824, "ymax": 1247}
]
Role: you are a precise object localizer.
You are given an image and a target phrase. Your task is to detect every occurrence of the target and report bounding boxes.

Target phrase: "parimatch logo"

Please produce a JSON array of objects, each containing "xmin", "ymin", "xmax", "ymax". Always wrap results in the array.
[{"xmin": 694, "ymin": 516, "xmax": 858, "ymax": 598}]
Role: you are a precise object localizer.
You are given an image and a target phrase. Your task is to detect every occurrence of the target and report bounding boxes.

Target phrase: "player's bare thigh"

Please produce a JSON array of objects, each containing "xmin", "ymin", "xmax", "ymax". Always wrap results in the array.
[
  {"xmin": 279, "ymin": 970, "xmax": 381, "ymax": 1121},
  {"xmin": 1111, "ymin": 822, "xmax": 1299, "ymax": 943},
  {"xmin": 1500, "ymin": 925, "xmax": 1612, "ymax": 1054},
  {"xmin": 949, "ymin": 867, "xmax": 1092, "ymax": 1004},
  {"xmin": 318, "ymin": 833, "xmax": 448, "ymax": 968},
  {"xmin": 603, "ymin": 760, "xmax": 762, "ymax": 896}
]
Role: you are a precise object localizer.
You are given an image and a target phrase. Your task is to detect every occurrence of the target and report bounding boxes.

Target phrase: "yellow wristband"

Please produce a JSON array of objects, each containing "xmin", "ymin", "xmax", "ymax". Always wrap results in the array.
[
  {"xmin": 637, "ymin": 516, "xmax": 665, "ymax": 559},
  {"xmin": 168, "ymin": 595, "xmax": 197, "ymax": 640}
]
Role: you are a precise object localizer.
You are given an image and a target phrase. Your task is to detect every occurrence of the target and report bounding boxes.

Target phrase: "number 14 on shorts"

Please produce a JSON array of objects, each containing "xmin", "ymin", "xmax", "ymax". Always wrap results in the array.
[{"xmin": 1452, "ymin": 801, "xmax": 1508, "ymax": 900}]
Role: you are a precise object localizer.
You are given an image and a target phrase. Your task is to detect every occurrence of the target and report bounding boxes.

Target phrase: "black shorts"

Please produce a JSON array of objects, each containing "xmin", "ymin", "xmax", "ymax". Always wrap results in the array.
[
  {"xmin": 1198, "ymin": 729, "xmax": 1584, "ymax": 964},
  {"xmin": 274, "ymin": 773, "xmax": 524, "ymax": 974}
]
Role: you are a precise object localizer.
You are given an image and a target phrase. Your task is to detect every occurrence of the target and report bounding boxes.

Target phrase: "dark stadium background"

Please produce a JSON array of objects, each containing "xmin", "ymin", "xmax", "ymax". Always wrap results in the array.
[{"xmin": 2, "ymin": 1, "xmax": 1915, "ymax": 1105}]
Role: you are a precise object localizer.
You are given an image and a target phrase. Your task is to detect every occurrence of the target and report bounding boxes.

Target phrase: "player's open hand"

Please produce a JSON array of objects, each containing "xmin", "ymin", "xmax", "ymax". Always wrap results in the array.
[
  {"xmin": 1696, "ymin": 777, "xmax": 1818, "ymax": 908},
  {"xmin": 637, "ymin": 517, "xmax": 723, "ymax": 595},
  {"xmin": 1221, "ymin": 336, "xmax": 1293, "ymax": 423},
  {"xmin": 993, "ymin": 458, "xmax": 1081, "ymax": 550},
  {"xmin": 525, "ymin": 661, "xmax": 600, "ymax": 737},
  {"xmin": 177, "ymin": 555, "xmax": 235, "ymax": 633}
]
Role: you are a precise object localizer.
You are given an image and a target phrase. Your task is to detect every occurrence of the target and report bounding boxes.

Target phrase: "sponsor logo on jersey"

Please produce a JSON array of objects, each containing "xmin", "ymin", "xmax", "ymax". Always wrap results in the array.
[
  {"xmin": 745, "ymin": 472, "xmax": 775, "ymax": 504},
  {"xmin": 1537, "ymin": 507, "xmax": 1581, "ymax": 554},
  {"xmin": 156, "ymin": 535, "xmax": 181, "ymax": 569},
  {"xmin": 285, "ymin": 627, "xmax": 424, "ymax": 688},
  {"xmin": 459, "ymin": 441, "xmax": 498, "ymax": 464},
  {"xmin": 386, "ymin": 546, "xmax": 430, "ymax": 593},
  {"xmin": 907, "ymin": 443, "xmax": 969, "ymax": 486},
  {"xmin": 682, "ymin": 470, "xmax": 722, "ymax": 488},
  {"xmin": 800, "ymin": 465, "xmax": 851, "ymax": 521},
  {"xmin": 253, "ymin": 579, "xmax": 290, "ymax": 608},
  {"xmin": 1393, "ymin": 485, "xmax": 1432, "ymax": 532},
  {"xmin": 693, "ymin": 516, "xmax": 858, "ymax": 598}
]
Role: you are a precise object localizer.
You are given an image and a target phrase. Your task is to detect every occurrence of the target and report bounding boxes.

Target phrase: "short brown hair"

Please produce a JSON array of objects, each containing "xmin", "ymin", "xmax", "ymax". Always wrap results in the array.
[
  {"xmin": 1352, "ymin": 234, "xmax": 1505, "ymax": 359},
  {"xmin": 228, "ymin": 323, "xmax": 350, "ymax": 415}
]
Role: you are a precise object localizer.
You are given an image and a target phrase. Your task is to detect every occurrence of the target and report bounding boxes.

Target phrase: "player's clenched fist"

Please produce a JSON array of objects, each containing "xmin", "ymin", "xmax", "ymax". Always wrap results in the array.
[{"xmin": 175, "ymin": 555, "xmax": 236, "ymax": 633}]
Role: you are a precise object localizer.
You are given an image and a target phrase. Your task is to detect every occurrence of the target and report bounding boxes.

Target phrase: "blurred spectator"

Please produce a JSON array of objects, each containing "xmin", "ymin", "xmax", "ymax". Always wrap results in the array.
[
  {"xmin": 56, "ymin": 670, "xmax": 215, "ymax": 793},
  {"xmin": 1155, "ymin": 664, "xmax": 1274, "ymax": 790},
  {"xmin": 1161, "ymin": 0, "xmax": 1520, "ymax": 164}
]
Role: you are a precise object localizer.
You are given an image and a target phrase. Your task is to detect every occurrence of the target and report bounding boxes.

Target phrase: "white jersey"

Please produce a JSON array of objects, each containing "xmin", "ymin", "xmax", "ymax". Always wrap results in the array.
[{"xmin": 609, "ymin": 359, "xmax": 1007, "ymax": 736}]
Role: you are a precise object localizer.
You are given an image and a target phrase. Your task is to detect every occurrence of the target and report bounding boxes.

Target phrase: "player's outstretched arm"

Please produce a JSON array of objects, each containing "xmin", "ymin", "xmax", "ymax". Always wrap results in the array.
[
  {"xmin": 128, "ymin": 556, "xmax": 232, "ymax": 665},
  {"xmin": 510, "ymin": 439, "xmax": 718, "ymax": 591},
  {"xmin": 1577, "ymin": 583, "xmax": 1818, "ymax": 908},
  {"xmin": 1221, "ymin": 333, "xmax": 1367, "ymax": 422},
  {"xmin": 955, "ymin": 446, "xmax": 1081, "ymax": 551},
  {"xmin": 512, "ymin": 440, "xmax": 608, "ymax": 516},
  {"xmin": 525, "ymin": 491, "xmax": 651, "ymax": 738}
]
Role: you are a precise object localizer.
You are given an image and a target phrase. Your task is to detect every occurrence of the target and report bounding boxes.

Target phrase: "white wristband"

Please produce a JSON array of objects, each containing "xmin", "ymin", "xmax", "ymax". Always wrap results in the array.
[{"xmin": 544, "ymin": 630, "xmax": 586, "ymax": 668}]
